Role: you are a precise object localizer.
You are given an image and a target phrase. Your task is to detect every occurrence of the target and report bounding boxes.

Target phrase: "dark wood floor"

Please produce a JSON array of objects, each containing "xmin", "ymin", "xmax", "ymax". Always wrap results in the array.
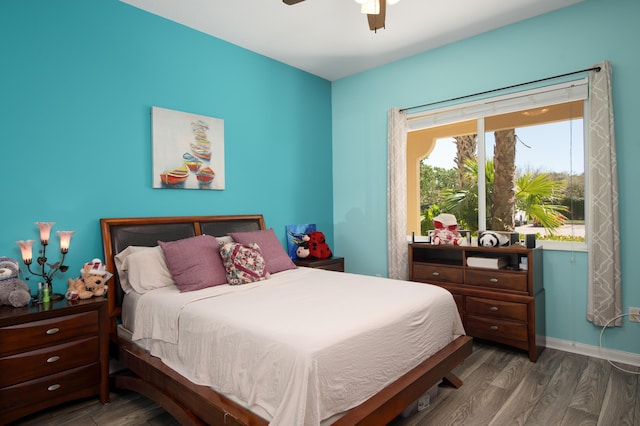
[{"xmin": 11, "ymin": 341, "xmax": 640, "ymax": 426}]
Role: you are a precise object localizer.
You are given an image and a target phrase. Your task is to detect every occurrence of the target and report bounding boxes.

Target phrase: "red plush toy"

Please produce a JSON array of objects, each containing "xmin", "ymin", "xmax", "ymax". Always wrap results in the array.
[{"xmin": 306, "ymin": 231, "xmax": 332, "ymax": 259}]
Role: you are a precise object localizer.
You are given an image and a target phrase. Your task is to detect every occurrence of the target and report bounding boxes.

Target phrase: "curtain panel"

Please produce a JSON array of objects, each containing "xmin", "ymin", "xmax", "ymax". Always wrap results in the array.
[
  {"xmin": 586, "ymin": 61, "xmax": 622, "ymax": 327},
  {"xmin": 387, "ymin": 108, "xmax": 409, "ymax": 280}
]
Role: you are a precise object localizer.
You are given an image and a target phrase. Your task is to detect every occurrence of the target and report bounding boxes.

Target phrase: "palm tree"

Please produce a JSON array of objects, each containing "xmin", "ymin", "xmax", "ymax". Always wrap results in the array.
[
  {"xmin": 441, "ymin": 159, "xmax": 567, "ymax": 234},
  {"xmin": 491, "ymin": 129, "xmax": 516, "ymax": 231},
  {"xmin": 515, "ymin": 173, "xmax": 568, "ymax": 232},
  {"xmin": 453, "ymin": 135, "xmax": 477, "ymax": 189},
  {"xmin": 440, "ymin": 159, "xmax": 492, "ymax": 231}
]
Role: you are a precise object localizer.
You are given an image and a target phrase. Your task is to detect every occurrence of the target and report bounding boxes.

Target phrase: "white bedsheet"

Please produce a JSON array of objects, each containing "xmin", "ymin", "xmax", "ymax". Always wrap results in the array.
[{"xmin": 127, "ymin": 267, "xmax": 464, "ymax": 426}]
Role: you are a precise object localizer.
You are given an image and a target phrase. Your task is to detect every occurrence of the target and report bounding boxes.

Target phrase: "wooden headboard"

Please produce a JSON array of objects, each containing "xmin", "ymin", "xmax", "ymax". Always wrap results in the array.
[{"xmin": 100, "ymin": 214, "xmax": 265, "ymax": 336}]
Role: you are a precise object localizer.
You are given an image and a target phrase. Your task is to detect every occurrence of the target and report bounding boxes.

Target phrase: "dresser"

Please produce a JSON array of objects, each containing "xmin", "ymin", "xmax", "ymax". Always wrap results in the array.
[
  {"xmin": 0, "ymin": 297, "xmax": 109, "ymax": 423},
  {"xmin": 409, "ymin": 243, "xmax": 545, "ymax": 361}
]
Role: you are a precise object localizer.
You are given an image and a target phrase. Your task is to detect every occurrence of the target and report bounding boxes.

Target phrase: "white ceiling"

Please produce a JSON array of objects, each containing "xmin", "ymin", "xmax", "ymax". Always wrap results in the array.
[{"xmin": 121, "ymin": 0, "xmax": 581, "ymax": 81}]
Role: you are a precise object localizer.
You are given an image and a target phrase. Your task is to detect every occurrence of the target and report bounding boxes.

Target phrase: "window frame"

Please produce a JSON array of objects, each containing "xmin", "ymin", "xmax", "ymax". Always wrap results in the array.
[{"xmin": 407, "ymin": 79, "xmax": 589, "ymax": 251}]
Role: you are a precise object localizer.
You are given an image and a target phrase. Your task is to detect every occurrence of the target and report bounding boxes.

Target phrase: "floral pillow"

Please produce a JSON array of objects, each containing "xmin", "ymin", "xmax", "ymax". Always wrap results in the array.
[{"xmin": 219, "ymin": 242, "xmax": 270, "ymax": 285}]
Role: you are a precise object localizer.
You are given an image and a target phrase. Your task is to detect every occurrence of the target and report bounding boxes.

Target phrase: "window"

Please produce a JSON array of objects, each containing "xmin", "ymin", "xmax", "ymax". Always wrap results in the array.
[{"xmin": 406, "ymin": 80, "xmax": 587, "ymax": 246}]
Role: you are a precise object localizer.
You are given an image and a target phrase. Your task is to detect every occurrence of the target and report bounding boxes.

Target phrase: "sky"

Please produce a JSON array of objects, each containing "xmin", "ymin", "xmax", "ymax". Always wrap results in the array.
[{"xmin": 423, "ymin": 119, "xmax": 584, "ymax": 175}]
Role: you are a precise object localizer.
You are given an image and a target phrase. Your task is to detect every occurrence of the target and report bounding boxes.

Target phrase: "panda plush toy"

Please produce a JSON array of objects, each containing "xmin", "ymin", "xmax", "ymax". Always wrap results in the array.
[{"xmin": 478, "ymin": 231, "xmax": 510, "ymax": 247}]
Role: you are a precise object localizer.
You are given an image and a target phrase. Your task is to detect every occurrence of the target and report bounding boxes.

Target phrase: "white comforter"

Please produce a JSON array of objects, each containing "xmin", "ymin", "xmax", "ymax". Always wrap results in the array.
[{"xmin": 129, "ymin": 267, "xmax": 464, "ymax": 425}]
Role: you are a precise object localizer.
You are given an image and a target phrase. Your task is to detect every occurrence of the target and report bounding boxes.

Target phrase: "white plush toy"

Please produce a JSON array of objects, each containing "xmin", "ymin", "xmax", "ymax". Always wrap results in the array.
[
  {"xmin": 432, "ymin": 213, "xmax": 467, "ymax": 246},
  {"xmin": 478, "ymin": 231, "xmax": 510, "ymax": 247}
]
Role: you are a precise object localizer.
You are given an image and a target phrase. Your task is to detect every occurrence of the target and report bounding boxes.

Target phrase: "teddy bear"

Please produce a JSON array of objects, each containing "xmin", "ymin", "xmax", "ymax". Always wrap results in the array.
[
  {"xmin": 66, "ymin": 259, "xmax": 112, "ymax": 300},
  {"xmin": 65, "ymin": 275, "xmax": 94, "ymax": 300},
  {"xmin": 431, "ymin": 213, "xmax": 467, "ymax": 246},
  {"xmin": 0, "ymin": 257, "xmax": 32, "ymax": 308}
]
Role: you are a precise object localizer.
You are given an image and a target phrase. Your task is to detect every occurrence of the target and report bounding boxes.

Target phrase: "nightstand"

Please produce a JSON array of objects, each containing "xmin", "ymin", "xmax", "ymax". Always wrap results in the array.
[
  {"xmin": 0, "ymin": 297, "xmax": 109, "ymax": 423},
  {"xmin": 294, "ymin": 257, "xmax": 345, "ymax": 272}
]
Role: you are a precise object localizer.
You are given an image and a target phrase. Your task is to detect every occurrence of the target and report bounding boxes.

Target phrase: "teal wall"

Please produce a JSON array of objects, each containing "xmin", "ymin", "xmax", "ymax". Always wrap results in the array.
[
  {"xmin": 332, "ymin": 0, "xmax": 640, "ymax": 354},
  {"xmin": 0, "ymin": 1, "xmax": 333, "ymax": 294},
  {"xmin": 2, "ymin": 0, "xmax": 637, "ymax": 355}
]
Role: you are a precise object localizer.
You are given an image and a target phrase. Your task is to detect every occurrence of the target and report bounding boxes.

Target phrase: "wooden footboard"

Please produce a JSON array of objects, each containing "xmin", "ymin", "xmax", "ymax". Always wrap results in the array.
[
  {"xmin": 113, "ymin": 335, "xmax": 472, "ymax": 426},
  {"xmin": 114, "ymin": 336, "xmax": 267, "ymax": 426}
]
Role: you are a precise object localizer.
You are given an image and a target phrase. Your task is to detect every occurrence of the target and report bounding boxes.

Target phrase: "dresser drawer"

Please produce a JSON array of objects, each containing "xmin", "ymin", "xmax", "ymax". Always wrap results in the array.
[
  {"xmin": 465, "ymin": 314, "xmax": 528, "ymax": 343},
  {"xmin": 466, "ymin": 297, "xmax": 527, "ymax": 322},
  {"xmin": 0, "ymin": 311, "xmax": 98, "ymax": 356},
  {"xmin": 412, "ymin": 263, "xmax": 463, "ymax": 283},
  {"xmin": 0, "ymin": 363, "xmax": 100, "ymax": 420},
  {"xmin": 465, "ymin": 269, "xmax": 527, "ymax": 292},
  {"xmin": 0, "ymin": 336, "xmax": 99, "ymax": 388}
]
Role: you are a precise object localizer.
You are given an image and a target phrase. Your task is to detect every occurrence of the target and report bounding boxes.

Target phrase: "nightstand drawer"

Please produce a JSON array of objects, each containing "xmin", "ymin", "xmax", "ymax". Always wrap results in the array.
[
  {"xmin": 0, "ymin": 363, "xmax": 100, "ymax": 418},
  {"xmin": 412, "ymin": 263, "xmax": 463, "ymax": 283},
  {"xmin": 0, "ymin": 311, "xmax": 98, "ymax": 356},
  {"xmin": 465, "ymin": 314, "xmax": 528, "ymax": 343},
  {"xmin": 0, "ymin": 336, "xmax": 99, "ymax": 388},
  {"xmin": 466, "ymin": 297, "xmax": 527, "ymax": 322},
  {"xmin": 465, "ymin": 270, "xmax": 527, "ymax": 292}
]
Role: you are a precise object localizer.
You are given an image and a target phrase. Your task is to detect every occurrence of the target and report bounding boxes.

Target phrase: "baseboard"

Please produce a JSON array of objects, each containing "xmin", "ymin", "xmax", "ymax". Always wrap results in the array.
[{"xmin": 545, "ymin": 336, "xmax": 640, "ymax": 367}]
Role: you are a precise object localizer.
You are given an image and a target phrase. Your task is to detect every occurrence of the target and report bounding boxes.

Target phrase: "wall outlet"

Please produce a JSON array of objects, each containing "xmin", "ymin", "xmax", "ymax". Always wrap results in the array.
[{"xmin": 629, "ymin": 307, "xmax": 640, "ymax": 323}]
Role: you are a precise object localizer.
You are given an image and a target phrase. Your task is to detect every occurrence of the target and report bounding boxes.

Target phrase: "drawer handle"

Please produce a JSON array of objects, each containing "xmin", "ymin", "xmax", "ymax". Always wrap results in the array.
[
  {"xmin": 46, "ymin": 328, "xmax": 60, "ymax": 335},
  {"xmin": 47, "ymin": 356, "xmax": 60, "ymax": 363},
  {"xmin": 489, "ymin": 306, "xmax": 499, "ymax": 312},
  {"xmin": 47, "ymin": 384, "xmax": 61, "ymax": 392},
  {"xmin": 489, "ymin": 278, "xmax": 498, "ymax": 283},
  {"xmin": 432, "ymin": 272, "xmax": 440, "ymax": 277},
  {"xmin": 490, "ymin": 325, "xmax": 499, "ymax": 331}
]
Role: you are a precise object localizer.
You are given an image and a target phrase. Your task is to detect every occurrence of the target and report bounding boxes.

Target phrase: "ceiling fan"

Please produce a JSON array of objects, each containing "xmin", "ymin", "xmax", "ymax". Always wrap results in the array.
[{"xmin": 283, "ymin": 0, "xmax": 399, "ymax": 32}]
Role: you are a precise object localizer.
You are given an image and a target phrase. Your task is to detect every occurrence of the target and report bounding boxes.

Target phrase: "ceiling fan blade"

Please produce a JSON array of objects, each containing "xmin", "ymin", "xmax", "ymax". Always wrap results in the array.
[
  {"xmin": 367, "ymin": 0, "xmax": 386, "ymax": 31},
  {"xmin": 283, "ymin": 0, "xmax": 305, "ymax": 4}
]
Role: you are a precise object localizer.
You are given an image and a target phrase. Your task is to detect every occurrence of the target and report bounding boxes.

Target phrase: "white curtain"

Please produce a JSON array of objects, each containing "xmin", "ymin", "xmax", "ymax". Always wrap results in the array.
[
  {"xmin": 586, "ymin": 61, "xmax": 621, "ymax": 327},
  {"xmin": 387, "ymin": 108, "xmax": 409, "ymax": 280}
]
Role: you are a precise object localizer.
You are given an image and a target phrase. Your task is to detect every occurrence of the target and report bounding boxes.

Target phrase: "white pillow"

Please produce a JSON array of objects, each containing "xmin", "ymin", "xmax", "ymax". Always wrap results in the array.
[
  {"xmin": 114, "ymin": 246, "xmax": 175, "ymax": 294},
  {"xmin": 216, "ymin": 235, "xmax": 234, "ymax": 244}
]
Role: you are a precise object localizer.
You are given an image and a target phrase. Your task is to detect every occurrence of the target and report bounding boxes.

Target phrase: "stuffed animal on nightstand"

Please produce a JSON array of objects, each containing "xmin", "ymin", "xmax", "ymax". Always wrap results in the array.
[
  {"xmin": 0, "ymin": 257, "xmax": 32, "ymax": 308},
  {"xmin": 66, "ymin": 258, "xmax": 113, "ymax": 300},
  {"xmin": 307, "ymin": 231, "xmax": 332, "ymax": 259}
]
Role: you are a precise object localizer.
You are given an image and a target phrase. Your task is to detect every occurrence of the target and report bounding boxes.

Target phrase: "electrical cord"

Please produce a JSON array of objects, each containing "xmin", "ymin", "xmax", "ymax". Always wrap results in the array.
[{"xmin": 598, "ymin": 313, "xmax": 640, "ymax": 375}]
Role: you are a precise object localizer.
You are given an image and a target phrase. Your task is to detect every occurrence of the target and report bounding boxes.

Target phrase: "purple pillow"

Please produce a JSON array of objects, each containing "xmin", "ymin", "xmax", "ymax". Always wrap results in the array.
[
  {"xmin": 228, "ymin": 228, "xmax": 296, "ymax": 274},
  {"xmin": 158, "ymin": 235, "xmax": 227, "ymax": 292}
]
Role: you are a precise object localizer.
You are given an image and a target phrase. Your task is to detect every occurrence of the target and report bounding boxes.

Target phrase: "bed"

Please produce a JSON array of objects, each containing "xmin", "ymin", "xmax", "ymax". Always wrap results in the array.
[{"xmin": 101, "ymin": 214, "xmax": 472, "ymax": 425}]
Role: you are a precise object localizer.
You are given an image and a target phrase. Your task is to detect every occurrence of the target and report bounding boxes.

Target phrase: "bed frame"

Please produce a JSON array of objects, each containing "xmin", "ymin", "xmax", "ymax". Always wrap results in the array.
[{"xmin": 101, "ymin": 214, "xmax": 473, "ymax": 425}]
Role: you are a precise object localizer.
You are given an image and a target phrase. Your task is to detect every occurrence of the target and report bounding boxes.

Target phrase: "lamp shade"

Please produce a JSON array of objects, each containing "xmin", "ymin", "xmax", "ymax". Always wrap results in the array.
[
  {"xmin": 58, "ymin": 231, "xmax": 75, "ymax": 253},
  {"xmin": 36, "ymin": 222, "xmax": 55, "ymax": 244},
  {"xmin": 16, "ymin": 240, "xmax": 35, "ymax": 262}
]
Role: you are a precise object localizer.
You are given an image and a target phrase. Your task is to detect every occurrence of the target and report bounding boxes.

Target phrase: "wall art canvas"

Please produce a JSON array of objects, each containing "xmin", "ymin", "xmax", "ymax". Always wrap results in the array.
[
  {"xmin": 152, "ymin": 106, "xmax": 225, "ymax": 190},
  {"xmin": 286, "ymin": 223, "xmax": 316, "ymax": 259}
]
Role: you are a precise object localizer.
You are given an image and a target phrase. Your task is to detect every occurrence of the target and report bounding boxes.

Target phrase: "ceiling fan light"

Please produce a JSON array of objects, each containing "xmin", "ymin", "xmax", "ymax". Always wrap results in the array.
[
  {"xmin": 361, "ymin": 0, "xmax": 380, "ymax": 15},
  {"xmin": 387, "ymin": 0, "xmax": 401, "ymax": 4},
  {"xmin": 354, "ymin": 0, "xmax": 368, "ymax": 4}
]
